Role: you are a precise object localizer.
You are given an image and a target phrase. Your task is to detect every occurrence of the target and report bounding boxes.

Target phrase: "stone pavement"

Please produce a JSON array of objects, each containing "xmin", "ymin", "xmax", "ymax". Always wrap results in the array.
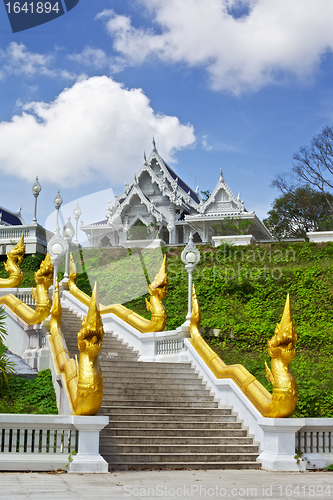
[{"xmin": 0, "ymin": 469, "xmax": 333, "ymax": 500}]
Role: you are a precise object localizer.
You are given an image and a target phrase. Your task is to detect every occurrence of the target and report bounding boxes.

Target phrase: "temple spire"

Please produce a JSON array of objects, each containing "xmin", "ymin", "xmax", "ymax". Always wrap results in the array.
[{"xmin": 152, "ymin": 137, "xmax": 157, "ymax": 151}]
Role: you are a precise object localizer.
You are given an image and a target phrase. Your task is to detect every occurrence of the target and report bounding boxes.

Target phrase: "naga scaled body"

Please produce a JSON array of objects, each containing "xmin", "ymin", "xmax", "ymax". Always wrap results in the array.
[
  {"xmin": 68, "ymin": 254, "xmax": 168, "ymax": 332},
  {"xmin": 190, "ymin": 286, "xmax": 297, "ymax": 418},
  {"xmin": 0, "ymin": 253, "xmax": 53, "ymax": 324}
]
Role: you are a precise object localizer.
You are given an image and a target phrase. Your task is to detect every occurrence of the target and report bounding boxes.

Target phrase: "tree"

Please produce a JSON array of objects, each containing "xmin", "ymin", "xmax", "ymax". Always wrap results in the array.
[
  {"xmin": 200, "ymin": 190, "xmax": 211, "ymax": 202},
  {"xmin": 213, "ymin": 217, "xmax": 254, "ymax": 236},
  {"xmin": 263, "ymin": 186, "xmax": 333, "ymax": 238},
  {"xmin": 273, "ymin": 125, "xmax": 333, "ymax": 212}
]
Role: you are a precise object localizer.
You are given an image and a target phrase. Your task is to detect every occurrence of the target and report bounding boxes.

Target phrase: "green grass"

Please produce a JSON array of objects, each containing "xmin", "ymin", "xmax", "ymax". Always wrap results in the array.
[{"xmin": 0, "ymin": 369, "xmax": 58, "ymax": 414}]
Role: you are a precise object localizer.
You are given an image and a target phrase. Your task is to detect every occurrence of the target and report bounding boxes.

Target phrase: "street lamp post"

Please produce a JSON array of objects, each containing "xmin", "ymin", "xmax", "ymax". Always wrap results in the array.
[
  {"xmin": 62, "ymin": 216, "xmax": 75, "ymax": 280},
  {"xmin": 53, "ymin": 190, "xmax": 63, "ymax": 229},
  {"xmin": 32, "ymin": 176, "xmax": 41, "ymax": 223},
  {"xmin": 47, "ymin": 190, "xmax": 66, "ymax": 296},
  {"xmin": 181, "ymin": 232, "xmax": 201, "ymax": 328},
  {"xmin": 73, "ymin": 202, "xmax": 82, "ymax": 245}
]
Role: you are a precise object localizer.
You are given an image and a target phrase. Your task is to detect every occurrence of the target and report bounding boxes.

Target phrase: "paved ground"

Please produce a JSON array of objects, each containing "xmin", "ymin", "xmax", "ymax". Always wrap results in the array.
[{"xmin": 0, "ymin": 469, "xmax": 333, "ymax": 500}]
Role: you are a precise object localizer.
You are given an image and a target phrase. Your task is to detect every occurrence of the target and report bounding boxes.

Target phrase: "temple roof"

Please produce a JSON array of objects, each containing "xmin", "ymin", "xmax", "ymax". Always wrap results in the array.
[
  {"xmin": 0, "ymin": 205, "xmax": 25, "ymax": 226},
  {"xmin": 200, "ymin": 168, "xmax": 245, "ymax": 215},
  {"xmin": 163, "ymin": 162, "xmax": 200, "ymax": 205}
]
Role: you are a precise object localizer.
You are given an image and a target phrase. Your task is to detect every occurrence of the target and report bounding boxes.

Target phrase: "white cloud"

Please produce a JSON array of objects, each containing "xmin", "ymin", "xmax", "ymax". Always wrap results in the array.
[
  {"xmin": 0, "ymin": 42, "xmax": 76, "ymax": 80},
  {"xmin": 98, "ymin": 0, "xmax": 333, "ymax": 93},
  {"xmin": 68, "ymin": 47, "xmax": 109, "ymax": 68},
  {"xmin": 202, "ymin": 135, "xmax": 212, "ymax": 151},
  {"xmin": 0, "ymin": 76, "xmax": 195, "ymax": 186}
]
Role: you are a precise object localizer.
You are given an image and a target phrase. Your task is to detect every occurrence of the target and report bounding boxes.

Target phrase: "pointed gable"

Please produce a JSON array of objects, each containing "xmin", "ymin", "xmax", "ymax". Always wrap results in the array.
[
  {"xmin": 202, "ymin": 169, "xmax": 245, "ymax": 215},
  {"xmin": 136, "ymin": 147, "xmax": 201, "ymax": 210}
]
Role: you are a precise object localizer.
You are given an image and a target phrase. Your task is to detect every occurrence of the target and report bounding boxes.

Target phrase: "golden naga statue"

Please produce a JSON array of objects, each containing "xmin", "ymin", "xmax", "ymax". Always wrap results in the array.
[
  {"xmin": 50, "ymin": 279, "xmax": 104, "ymax": 415},
  {"xmin": 0, "ymin": 253, "xmax": 53, "ymax": 325},
  {"xmin": 0, "ymin": 233, "xmax": 25, "ymax": 288},
  {"xmin": 68, "ymin": 253, "xmax": 169, "ymax": 333},
  {"xmin": 190, "ymin": 285, "xmax": 298, "ymax": 418}
]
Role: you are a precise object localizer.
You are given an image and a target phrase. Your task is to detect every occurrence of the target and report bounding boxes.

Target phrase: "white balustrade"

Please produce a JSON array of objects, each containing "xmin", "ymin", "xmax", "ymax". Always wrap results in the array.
[
  {"xmin": 15, "ymin": 289, "xmax": 36, "ymax": 305},
  {"xmin": 0, "ymin": 229, "xmax": 30, "ymax": 240},
  {"xmin": 156, "ymin": 339, "xmax": 185, "ymax": 355},
  {"xmin": 295, "ymin": 420, "xmax": 333, "ymax": 469},
  {"xmin": 0, "ymin": 414, "xmax": 109, "ymax": 473}
]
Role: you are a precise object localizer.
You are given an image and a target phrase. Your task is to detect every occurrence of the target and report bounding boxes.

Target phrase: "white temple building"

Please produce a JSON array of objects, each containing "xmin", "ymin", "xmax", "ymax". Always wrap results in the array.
[
  {"xmin": 81, "ymin": 142, "xmax": 271, "ymax": 247},
  {"xmin": 0, "ymin": 205, "xmax": 48, "ymax": 255}
]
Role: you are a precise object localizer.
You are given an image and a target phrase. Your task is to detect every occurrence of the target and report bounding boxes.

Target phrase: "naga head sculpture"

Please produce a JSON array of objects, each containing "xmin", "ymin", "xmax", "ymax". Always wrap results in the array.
[
  {"xmin": 148, "ymin": 255, "xmax": 169, "ymax": 300},
  {"xmin": 268, "ymin": 294, "xmax": 297, "ymax": 365},
  {"xmin": 34, "ymin": 253, "xmax": 53, "ymax": 289},
  {"xmin": 78, "ymin": 283, "xmax": 104, "ymax": 358},
  {"xmin": 5, "ymin": 232, "xmax": 25, "ymax": 270}
]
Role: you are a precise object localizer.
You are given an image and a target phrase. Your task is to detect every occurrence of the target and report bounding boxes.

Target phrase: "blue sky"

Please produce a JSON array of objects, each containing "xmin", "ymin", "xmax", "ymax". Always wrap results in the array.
[{"xmin": 1, "ymin": 0, "xmax": 333, "ymax": 229}]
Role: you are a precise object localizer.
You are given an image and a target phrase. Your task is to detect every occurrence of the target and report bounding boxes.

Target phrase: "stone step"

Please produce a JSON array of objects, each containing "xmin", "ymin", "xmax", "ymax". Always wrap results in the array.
[
  {"xmin": 100, "ymin": 354, "xmax": 139, "ymax": 361},
  {"xmin": 102, "ymin": 420, "xmax": 243, "ymax": 430},
  {"xmin": 103, "ymin": 413, "xmax": 238, "ymax": 422},
  {"xmin": 101, "ymin": 428, "xmax": 248, "ymax": 437},
  {"xmin": 107, "ymin": 461, "xmax": 260, "ymax": 470},
  {"xmin": 100, "ymin": 436, "xmax": 254, "ymax": 445},
  {"xmin": 99, "ymin": 353, "xmax": 139, "ymax": 359},
  {"xmin": 102, "ymin": 452, "xmax": 260, "ymax": 463},
  {"xmin": 103, "ymin": 381, "xmax": 206, "ymax": 390},
  {"xmin": 100, "ymin": 368, "xmax": 201, "ymax": 378},
  {"xmin": 101, "ymin": 444, "xmax": 259, "ymax": 454},
  {"xmin": 99, "ymin": 406, "xmax": 233, "ymax": 416},
  {"xmin": 102, "ymin": 388, "xmax": 215, "ymax": 397},
  {"xmin": 102, "ymin": 399, "xmax": 219, "ymax": 408},
  {"xmin": 99, "ymin": 363, "xmax": 198, "ymax": 374},
  {"xmin": 101, "ymin": 373, "xmax": 204, "ymax": 380}
]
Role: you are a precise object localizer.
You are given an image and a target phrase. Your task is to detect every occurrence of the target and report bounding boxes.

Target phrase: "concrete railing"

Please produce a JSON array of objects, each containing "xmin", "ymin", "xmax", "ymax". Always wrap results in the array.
[
  {"xmin": 296, "ymin": 419, "xmax": 333, "ymax": 469},
  {"xmin": 0, "ymin": 414, "xmax": 109, "ymax": 473},
  {"xmin": 306, "ymin": 231, "xmax": 333, "ymax": 243}
]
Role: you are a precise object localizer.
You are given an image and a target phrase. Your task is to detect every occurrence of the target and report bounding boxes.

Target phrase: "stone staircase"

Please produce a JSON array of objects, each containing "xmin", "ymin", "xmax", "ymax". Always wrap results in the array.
[{"xmin": 61, "ymin": 307, "xmax": 261, "ymax": 470}]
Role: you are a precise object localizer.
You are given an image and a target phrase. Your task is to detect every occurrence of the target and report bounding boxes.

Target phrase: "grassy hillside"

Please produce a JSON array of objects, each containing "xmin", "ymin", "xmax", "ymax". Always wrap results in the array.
[
  {"xmin": 1, "ymin": 243, "xmax": 333, "ymax": 418},
  {"xmin": 0, "ymin": 368, "xmax": 58, "ymax": 414}
]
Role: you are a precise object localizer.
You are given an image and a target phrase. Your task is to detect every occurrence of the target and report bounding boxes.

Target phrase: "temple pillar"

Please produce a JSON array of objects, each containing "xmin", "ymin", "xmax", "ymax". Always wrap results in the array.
[{"xmin": 168, "ymin": 206, "xmax": 176, "ymax": 244}]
